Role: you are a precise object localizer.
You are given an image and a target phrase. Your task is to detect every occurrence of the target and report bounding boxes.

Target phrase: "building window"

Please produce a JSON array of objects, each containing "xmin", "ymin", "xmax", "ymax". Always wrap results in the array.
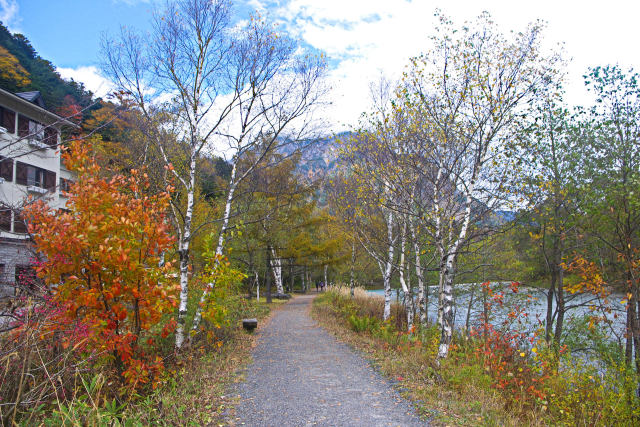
[
  {"xmin": 17, "ymin": 115, "xmax": 57, "ymax": 147},
  {"xmin": 0, "ymin": 155, "xmax": 12, "ymax": 182},
  {"xmin": 44, "ymin": 127, "xmax": 58, "ymax": 147},
  {"xmin": 0, "ymin": 106, "xmax": 15, "ymax": 133},
  {"xmin": 18, "ymin": 114, "xmax": 32, "ymax": 138},
  {"xmin": 59, "ymin": 177, "xmax": 73, "ymax": 193},
  {"xmin": 0, "ymin": 208, "xmax": 11, "ymax": 232},
  {"xmin": 27, "ymin": 166, "xmax": 45, "ymax": 187},
  {"xmin": 13, "ymin": 211, "xmax": 27, "ymax": 234},
  {"xmin": 15, "ymin": 162, "xmax": 56, "ymax": 191},
  {"xmin": 29, "ymin": 120, "xmax": 44, "ymax": 141}
]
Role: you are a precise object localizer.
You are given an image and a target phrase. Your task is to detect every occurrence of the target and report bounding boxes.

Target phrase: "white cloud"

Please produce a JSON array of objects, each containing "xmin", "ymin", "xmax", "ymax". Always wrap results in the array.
[
  {"xmin": 258, "ymin": 0, "xmax": 640, "ymax": 130},
  {"xmin": 57, "ymin": 66, "xmax": 115, "ymax": 98},
  {"xmin": 0, "ymin": 0, "xmax": 20, "ymax": 32}
]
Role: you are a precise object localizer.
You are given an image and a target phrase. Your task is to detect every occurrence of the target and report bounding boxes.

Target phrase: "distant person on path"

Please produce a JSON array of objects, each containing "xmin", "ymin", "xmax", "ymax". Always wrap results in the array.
[{"xmin": 315, "ymin": 281, "xmax": 319, "ymax": 292}]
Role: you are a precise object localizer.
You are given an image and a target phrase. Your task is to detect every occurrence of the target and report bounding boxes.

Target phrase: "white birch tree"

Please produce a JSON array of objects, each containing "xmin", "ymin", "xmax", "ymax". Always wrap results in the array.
[
  {"xmin": 400, "ymin": 13, "xmax": 559, "ymax": 359},
  {"xmin": 271, "ymin": 247, "xmax": 284, "ymax": 294},
  {"xmin": 102, "ymin": 0, "xmax": 326, "ymax": 348}
]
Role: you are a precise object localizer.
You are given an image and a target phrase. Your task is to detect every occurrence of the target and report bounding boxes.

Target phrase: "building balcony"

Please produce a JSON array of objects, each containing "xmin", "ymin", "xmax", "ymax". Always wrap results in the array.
[
  {"xmin": 27, "ymin": 138, "xmax": 50, "ymax": 150},
  {"xmin": 26, "ymin": 185, "xmax": 48, "ymax": 194}
]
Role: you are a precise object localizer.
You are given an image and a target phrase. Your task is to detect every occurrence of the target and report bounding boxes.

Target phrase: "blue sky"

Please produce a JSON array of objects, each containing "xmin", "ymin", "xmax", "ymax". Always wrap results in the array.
[
  {"xmin": 2, "ymin": 0, "xmax": 640, "ymax": 129},
  {"xmin": 3, "ymin": 1, "xmax": 156, "ymax": 67}
]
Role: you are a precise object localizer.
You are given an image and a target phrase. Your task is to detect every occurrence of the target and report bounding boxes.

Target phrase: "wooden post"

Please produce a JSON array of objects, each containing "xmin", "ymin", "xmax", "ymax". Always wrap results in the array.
[{"xmin": 266, "ymin": 246, "xmax": 272, "ymax": 304}]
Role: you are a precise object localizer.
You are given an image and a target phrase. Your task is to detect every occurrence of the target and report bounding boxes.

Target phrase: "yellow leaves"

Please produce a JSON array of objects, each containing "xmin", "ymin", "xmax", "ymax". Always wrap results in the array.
[{"xmin": 0, "ymin": 46, "xmax": 30, "ymax": 87}]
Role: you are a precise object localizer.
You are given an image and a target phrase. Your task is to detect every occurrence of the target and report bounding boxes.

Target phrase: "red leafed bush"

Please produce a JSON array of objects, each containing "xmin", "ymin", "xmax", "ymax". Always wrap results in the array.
[
  {"xmin": 470, "ymin": 281, "xmax": 551, "ymax": 407},
  {"xmin": 22, "ymin": 142, "xmax": 178, "ymax": 390}
]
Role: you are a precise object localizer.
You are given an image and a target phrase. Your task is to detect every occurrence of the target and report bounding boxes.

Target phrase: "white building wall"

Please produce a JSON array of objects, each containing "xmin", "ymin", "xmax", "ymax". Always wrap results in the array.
[{"xmin": 0, "ymin": 90, "xmax": 74, "ymax": 285}]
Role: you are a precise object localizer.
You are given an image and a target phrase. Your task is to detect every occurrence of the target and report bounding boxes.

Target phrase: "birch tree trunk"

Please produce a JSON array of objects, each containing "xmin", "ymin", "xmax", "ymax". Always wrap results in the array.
[
  {"xmin": 437, "ymin": 254, "xmax": 456, "ymax": 359},
  {"xmin": 437, "ymin": 175, "xmax": 476, "ymax": 360},
  {"xmin": 174, "ymin": 152, "xmax": 197, "ymax": 349},
  {"xmin": 255, "ymin": 270, "xmax": 260, "ymax": 301},
  {"xmin": 302, "ymin": 266, "xmax": 306, "ymax": 293},
  {"xmin": 434, "ymin": 167, "xmax": 445, "ymax": 331},
  {"xmin": 398, "ymin": 218, "xmax": 414, "ymax": 330},
  {"xmin": 271, "ymin": 247, "xmax": 284, "ymax": 294},
  {"xmin": 382, "ymin": 209, "xmax": 395, "ymax": 321},
  {"xmin": 190, "ymin": 163, "xmax": 238, "ymax": 333},
  {"xmin": 324, "ymin": 264, "xmax": 328, "ymax": 288},
  {"xmin": 411, "ymin": 222, "xmax": 427, "ymax": 325},
  {"xmin": 350, "ymin": 239, "xmax": 356, "ymax": 297}
]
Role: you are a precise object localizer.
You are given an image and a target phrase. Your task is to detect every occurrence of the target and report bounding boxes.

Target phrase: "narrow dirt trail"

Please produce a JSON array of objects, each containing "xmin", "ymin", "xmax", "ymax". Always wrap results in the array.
[{"xmin": 229, "ymin": 294, "xmax": 426, "ymax": 426}]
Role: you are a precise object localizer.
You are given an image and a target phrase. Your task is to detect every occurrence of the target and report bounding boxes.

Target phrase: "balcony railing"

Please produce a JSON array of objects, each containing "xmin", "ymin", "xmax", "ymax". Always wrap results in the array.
[
  {"xmin": 27, "ymin": 138, "xmax": 50, "ymax": 150},
  {"xmin": 27, "ymin": 185, "xmax": 48, "ymax": 194}
]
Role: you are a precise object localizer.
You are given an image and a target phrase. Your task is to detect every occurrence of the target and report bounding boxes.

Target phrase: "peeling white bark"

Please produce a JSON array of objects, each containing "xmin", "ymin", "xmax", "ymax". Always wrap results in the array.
[
  {"xmin": 433, "ymin": 167, "xmax": 445, "ymax": 331},
  {"xmin": 437, "ymin": 172, "xmax": 476, "ymax": 360},
  {"xmin": 323, "ymin": 264, "xmax": 328, "ymax": 287},
  {"xmin": 383, "ymin": 209, "xmax": 395, "ymax": 321},
  {"xmin": 190, "ymin": 162, "xmax": 238, "ymax": 333},
  {"xmin": 255, "ymin": 270, "xmax": 260, "ymax": 301},
  {"xmin": 350, "ymin": 239, "xmax": 356, "ymax": 297},
  {"xmin": 175, "ymin": 152, "xmax": 197, "ymax": 349},
  {"xmin": 410, "ymin": 221, "xmax": 426, "ymax": 325},
  {"xmin": 271, "ymin": 247, "xmax": 284, "ymax": 294},
  {"xmin": 398, "ymin": 218, "xmax": 414, "ymax": 330}
]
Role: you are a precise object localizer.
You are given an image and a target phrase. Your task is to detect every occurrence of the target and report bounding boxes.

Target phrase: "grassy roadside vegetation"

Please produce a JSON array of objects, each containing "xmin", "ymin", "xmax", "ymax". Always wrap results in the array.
[
  {"xmin": 312, "ymin": 287, "xmax": 640, "ymax": 426},
  {"xmin": 8, "ymin": 297, "xmax": 287, "ymax": 426},
  {"xmin": 121, "ymin": 297, "xmax": 288, "ymax": 426}
]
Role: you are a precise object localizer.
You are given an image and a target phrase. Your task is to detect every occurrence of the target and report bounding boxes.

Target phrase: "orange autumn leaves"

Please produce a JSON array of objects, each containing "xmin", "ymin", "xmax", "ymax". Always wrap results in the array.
[{"xmin": 24, "ymin": 144, "xmax": 178, "ymax": 389}]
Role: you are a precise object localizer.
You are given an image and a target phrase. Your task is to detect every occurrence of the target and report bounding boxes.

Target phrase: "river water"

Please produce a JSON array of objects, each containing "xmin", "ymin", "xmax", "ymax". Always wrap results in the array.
[{"xmin": 368, "ymin": 283, "xmax": 627, "ymax": 343}]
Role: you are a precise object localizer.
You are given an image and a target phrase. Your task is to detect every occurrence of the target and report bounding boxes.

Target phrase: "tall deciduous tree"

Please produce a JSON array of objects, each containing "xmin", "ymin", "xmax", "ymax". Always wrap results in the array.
[
  {"xmin": 579, "ymin": 66, "xmax": 640, "ymax": 369},
  {"xmin": 102, "ymin": 0, "xmax": 326, "ymax": 348},
  {"xmin": 400, "ymin": 13, "xmax": 559, "ymax": 359},
  {"xmin": 521, "ymin": 93, "xmax": 583, "ymax": 344}
]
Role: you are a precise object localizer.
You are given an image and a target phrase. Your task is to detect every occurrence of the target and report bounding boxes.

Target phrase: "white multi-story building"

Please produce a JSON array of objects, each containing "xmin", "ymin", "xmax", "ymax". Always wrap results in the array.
[{"xmin": 0, "ymin": 88, "xmax": 76, "ymax": 289}]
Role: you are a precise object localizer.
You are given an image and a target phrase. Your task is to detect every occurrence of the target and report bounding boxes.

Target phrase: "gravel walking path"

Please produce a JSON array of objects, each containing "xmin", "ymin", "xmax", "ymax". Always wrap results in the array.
[{"xmin": 230, "ymin": 294, "xmax": 426, "ymax": 426}]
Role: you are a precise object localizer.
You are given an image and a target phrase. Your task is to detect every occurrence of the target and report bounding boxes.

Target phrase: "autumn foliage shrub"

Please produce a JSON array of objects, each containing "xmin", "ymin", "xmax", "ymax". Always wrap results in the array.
[
  {"xmin": 318, "ymin": 282, "xmax": 640, "ymax": 425},
  {"xmin": 22, "ymin": 144, "xmax": 178, "ymax": 391},
  {"xmin": 542, "ymin": 355, "xmax": 640, "ymax": 425},
  {"xmin": 464, "ymin": 282, "xmax": 550, "ymax": 409},
  {"xmin": 193, "ymin": 234, "xmax": 247, "ymax": 345}
]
